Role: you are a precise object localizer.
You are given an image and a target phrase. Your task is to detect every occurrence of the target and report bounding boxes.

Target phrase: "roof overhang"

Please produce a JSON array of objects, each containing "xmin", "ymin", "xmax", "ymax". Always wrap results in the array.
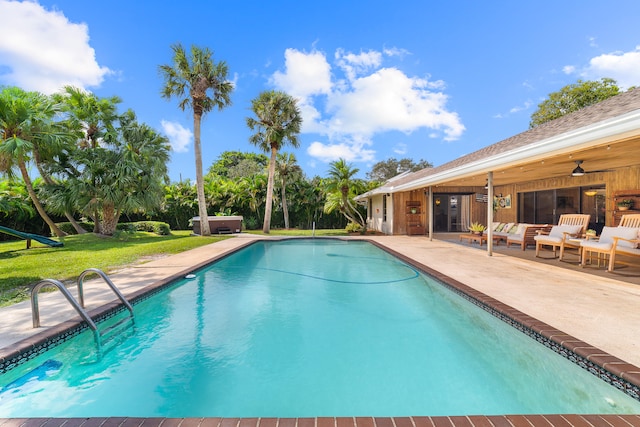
[{"xmin": 383, "ymin": 109, "xmax": 640, "ymax": 194}]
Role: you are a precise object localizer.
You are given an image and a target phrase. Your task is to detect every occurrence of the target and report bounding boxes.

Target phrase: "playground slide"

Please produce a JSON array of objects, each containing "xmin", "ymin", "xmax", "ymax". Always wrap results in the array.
[{"xmin": 0, "ymin": 225, "xmax": 64, "ymax": 248}]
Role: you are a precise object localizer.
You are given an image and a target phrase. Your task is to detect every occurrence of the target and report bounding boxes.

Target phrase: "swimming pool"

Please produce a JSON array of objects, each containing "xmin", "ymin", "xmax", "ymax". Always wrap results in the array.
[{"xmin": 1, "ymin": 238, "xmax": 640, "ymax": 417}]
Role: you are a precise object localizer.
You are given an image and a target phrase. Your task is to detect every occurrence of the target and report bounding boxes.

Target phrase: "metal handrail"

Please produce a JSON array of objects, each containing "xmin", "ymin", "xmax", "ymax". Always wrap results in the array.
[
  {"xmin": 77, "ymin": 268, "xmax": 134, "ymax": 316},
  {"xmin": 31, "ymin": 279, "xmax": 98, "ymax": 331}
]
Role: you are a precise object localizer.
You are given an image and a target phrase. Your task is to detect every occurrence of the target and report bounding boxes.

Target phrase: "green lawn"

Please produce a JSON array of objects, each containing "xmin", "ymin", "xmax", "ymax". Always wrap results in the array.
[
  {"xmin": 0, "ymin": 229, "xmax": 350, "ymax": 306},
  {"xmin": 0, "ymin": 231, "xmax": 226, "ymax": 306}
]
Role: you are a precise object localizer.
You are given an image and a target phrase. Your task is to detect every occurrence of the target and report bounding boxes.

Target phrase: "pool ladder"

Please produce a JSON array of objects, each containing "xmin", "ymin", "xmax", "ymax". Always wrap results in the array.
[{"xmin": 30, "ymin": 268, "xmax": 135, "ymax": 351}]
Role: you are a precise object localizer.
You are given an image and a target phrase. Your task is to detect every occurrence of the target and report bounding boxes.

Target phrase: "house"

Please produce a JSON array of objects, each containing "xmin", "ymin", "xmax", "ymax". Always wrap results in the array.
[{"xmin": 356, "ymin": 88, "xmax": 640, "ymax": 239}]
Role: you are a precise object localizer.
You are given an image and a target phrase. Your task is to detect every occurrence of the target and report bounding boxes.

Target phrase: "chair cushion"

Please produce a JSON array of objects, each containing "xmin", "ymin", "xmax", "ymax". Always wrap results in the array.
[
  {"xmin": 598, "ymin": 226, "xmax": 618, "ymax": 244},
  {"xmin": 613, "ymin": 227, "xmax": 640, "ymax": 249},
  {"xmin": 581, "ymin": 240, "xmax": 613, "ymax": 251},
  {"xmin": 616, "ymin": 246, "xmax": 640, "ymax": 255},
  {"xmin": 597, "ymin": 226, "xmax": 639, "ymax": 248},
  {"xmin": 513, "ymin": 223, "xmax": 531, "ymax": 236},
  {"xmin": 534, "ymin": 235, "xmax": 562, "ymax": 244},
  {"xmin": 549, "ymin": 224, "xmax": 582, "ymax": 238}
]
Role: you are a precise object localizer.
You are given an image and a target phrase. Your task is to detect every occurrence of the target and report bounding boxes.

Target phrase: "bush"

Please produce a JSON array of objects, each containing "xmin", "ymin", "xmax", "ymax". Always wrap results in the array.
[
  {"xmin": 345, "ymin": 222, "xmax": 362, "ymax": 233},
  {"xmin": 130, "ymin": 221, "xmax": 171, "ymax": 235},
  {"xmin": 56, "ymin": 221, "xmax": 171, "ymax": 235},
  {"xmin": 243, "ymin": 216, "xmax": 260, "ymax": 230}
]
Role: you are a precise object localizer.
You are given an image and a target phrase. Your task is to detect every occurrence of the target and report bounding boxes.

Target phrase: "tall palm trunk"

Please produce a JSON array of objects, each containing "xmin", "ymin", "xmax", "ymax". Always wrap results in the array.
[
  {"xmin": 263, "ymin": 145, "xmax": 277, "ymax": 233},
  {"xmin": 100, "ymin": 202, "xmax": 118, "ymax": 235},
  {"xmin": 194, "ymin": 113, "xmax": 211, "ymax": 236},
  {"xmin": 18, "ymin": 158, "xmax": 66, "ymax": 237}
]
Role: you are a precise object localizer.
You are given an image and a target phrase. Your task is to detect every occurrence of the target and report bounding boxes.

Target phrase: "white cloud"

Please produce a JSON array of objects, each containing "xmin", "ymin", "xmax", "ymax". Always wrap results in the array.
[
  {"xmin": 393, "ymin": 143, "xmax": 408, "ymax": 155},
  {"xmin": 0, "ymin": 0, "xmax": 111, "ymax": 94},
  {"xmin": 271, "ymin": 47, "xmax": 465, "ymax": 164},
  {"xmin": 383, "ymin": 46, "xmax": 411, "ymax": 59},
  {"xmin": 270, "ymin": 48, "xmax": 332, "ymax": 98},
  {"xmin": 335, "ymin": 48, "xmax": 382, "ymax": 81},
  {"xmin": 307, "ymin": 140, "xmax": 375, "ymax": 163},
  {"xmin": 161, "ymin": 120, "xmax": 193, "ymax": 153},
  {"xmin": 564, "ymin": 46, "xmax": 640, "ymax": 89}
]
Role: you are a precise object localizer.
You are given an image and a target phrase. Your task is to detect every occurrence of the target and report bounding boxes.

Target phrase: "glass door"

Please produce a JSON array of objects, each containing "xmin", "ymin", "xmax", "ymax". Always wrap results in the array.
[{"xmin": 433, "ymin": 194, "xmax": 469, "ymax": 232}]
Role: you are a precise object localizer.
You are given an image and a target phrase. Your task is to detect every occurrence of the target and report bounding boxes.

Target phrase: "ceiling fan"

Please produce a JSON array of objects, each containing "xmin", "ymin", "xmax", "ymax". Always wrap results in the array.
[{"xmin": 570, "ymin": 160, "xmax": 611, "ymax": 176}]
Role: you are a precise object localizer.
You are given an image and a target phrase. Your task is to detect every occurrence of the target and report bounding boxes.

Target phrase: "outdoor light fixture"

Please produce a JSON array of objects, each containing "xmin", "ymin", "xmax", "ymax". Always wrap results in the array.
[
  {"xmin": 571, "ymin": 160, "xmax": 585, "ymax": 177},
  {"xmin": 484, "ymin": 180, "xmax": 489, "ymax": 190},
  {"xmin": 584, "ymin": 189, "xmax": 598, "ymax": 197}
]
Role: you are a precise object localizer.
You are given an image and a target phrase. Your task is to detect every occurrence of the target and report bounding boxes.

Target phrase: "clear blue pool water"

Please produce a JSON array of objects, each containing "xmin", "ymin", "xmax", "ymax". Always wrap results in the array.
[{"xmin": 1, "ymin": 239, "xmax": 640, "ymax": 417}]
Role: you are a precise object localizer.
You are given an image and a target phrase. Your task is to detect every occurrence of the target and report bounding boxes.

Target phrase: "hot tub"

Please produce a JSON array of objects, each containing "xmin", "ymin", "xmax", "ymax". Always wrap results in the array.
[{"xmin": 192, "ymin": 216, "xmax": 243, "ymax": 234}]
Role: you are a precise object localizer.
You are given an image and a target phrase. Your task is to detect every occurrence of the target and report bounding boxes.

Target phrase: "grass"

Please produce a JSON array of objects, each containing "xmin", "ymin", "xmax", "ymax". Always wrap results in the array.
[
  {"xmin": 0, "ymin": 228, "xmax": 350, "ymax": 307},
  {"xmin": 0, "ymin": 230, "xmax": 226, "ymax": 306}
]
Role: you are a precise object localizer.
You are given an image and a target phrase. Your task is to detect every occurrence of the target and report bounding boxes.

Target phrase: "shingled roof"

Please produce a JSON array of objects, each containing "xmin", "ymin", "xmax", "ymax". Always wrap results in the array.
[{"xmin": 370, "ymin": 87, "xmax": 640, "ymax": 194}]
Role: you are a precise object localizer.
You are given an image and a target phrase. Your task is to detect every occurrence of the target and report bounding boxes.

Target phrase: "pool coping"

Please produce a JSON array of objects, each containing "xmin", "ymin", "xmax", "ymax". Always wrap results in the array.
[{"xmin": 1, "ymin": 236, "xmax": 640, "ymax": 426}]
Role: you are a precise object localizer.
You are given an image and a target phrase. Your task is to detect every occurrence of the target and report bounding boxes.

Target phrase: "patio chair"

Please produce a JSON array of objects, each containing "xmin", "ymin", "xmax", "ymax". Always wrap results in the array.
[
  {"xmin": 580, "ymin": 214, "xmax": 640, "ymax": 272},
  {"xmin": 534, "ymin": 214, "xmax": 591, "ymax": 260}
]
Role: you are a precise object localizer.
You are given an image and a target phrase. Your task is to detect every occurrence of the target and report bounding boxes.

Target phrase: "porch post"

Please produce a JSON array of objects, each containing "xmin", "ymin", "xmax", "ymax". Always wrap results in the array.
[
  {"xmin": 487, "ymin": 171, "xmax": 493, "ymax": 256},
  {"xmin": 428, "ymin": 186, "xmax": 434, "ymax": 241}
]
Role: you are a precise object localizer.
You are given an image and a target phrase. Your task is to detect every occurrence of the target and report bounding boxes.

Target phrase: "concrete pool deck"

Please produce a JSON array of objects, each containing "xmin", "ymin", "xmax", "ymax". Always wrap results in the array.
[{"xmin": 1, "ymin": 234, "xmax": 640, "ymax": 426}]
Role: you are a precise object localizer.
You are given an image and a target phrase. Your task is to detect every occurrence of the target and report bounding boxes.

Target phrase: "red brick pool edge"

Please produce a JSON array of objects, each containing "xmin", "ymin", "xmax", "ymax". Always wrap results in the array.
[{"xmin": 2, "ymin": 415, "xmax": 640, "ymax": 427}]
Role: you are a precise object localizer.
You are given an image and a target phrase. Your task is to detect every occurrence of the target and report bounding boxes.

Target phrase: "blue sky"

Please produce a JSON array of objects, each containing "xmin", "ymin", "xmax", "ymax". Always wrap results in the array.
[{"xmin": 2, "ymin": 0, "xmax": 640, "ymax": 182}]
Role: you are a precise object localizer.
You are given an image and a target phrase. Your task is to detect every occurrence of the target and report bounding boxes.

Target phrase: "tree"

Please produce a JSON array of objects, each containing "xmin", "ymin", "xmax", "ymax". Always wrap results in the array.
[
  {"xmin": 162, "ymin": 180, "xmax": 198, "ymax": 230},
  {"xmin": 529, "ymin": 78, "xmax": 621, "ymax": 128},
  {"xmin": 45, "ymin": 110, "xmax": 170, "ymax": 235},
  {"xmin": 0, "ymin": 179, "xmax": 35, "ymax": 226},
  {"xmin": 0, "ymin": 87, "xmax": 68, "ymax": 237},
  {"xmin": 366, "ymin": 157, "xmax": 433, "ymax": 182},
  {"xmin": 50, "ymin": 85, "xmax": 122, "ymax": 233},
  {"xmin": 246, "ymin": 90, "xmax": 302, "ymax": 233},
  {"xmin": 324, "ymin": 158, "xmax": 367, "ymax": 231},
  {"xmin": 275, "ymin": 152, "xmax": 302, "ymax": 229},
  {"xmin": 207, "ymin": 150, "xmax": 268, "ymax": 179},
  {"xmin": 159, "ymin": 44, "xmax": 233, "ymax": 235}
]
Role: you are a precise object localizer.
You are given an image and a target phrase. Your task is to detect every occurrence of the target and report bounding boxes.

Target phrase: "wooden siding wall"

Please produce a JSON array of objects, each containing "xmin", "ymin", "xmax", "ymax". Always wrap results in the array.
[
  {"xmin": 393, "ymin": 190, "xmax": 425, "ymax": 235},
  {"xmin": 395, "ymin": 186, "xmax": 487, "ymax": 235}
]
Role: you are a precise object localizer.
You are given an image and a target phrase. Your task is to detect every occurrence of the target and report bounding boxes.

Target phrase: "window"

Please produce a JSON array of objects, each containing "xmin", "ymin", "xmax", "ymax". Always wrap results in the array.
[{"xmin": 517, "ymin": 186, "xmax": 603, "ymax": 230}]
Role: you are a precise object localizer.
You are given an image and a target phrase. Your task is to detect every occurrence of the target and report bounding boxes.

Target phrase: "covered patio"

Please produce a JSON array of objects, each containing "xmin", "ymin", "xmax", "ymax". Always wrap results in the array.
[{"xmin": 358, "ymin": 88, "xmax": 640, "ymax": 259}]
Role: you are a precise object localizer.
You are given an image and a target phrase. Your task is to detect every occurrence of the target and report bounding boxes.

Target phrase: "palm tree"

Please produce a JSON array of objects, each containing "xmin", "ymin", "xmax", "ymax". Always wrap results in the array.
[
  {"xmin": 159, "ymin": 43, "xmax": 233, "ymax": 236},
  {"xmin": 324, "ymin": 158, "xmax": 366, "ymax": 230},
  {"xmin": 246, "ymin": 90, "xmax": 302, "ymax": 233},
  {"xmin": 0, "ymin": 87, "xmax": 67, "ymax": 237},
  {"xmin": 46, "ymin": 86, "xmax": 121, "ymax": 234},
  {"xmin": 275, "ymin": 152, "xmax": 302, "ymax": 229}
]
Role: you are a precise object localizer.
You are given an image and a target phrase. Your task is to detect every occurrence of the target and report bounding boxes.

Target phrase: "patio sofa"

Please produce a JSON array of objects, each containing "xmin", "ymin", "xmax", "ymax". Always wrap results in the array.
[{"xmin": 491, "ymin": 222, "xmax": 552, "ymax": 250}]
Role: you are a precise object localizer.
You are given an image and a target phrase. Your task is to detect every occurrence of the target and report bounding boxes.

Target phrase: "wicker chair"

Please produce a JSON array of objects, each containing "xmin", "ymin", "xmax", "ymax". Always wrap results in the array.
[{"xmin": 534, "ymin": 214, "xmax": 591, "ymax": 260}]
